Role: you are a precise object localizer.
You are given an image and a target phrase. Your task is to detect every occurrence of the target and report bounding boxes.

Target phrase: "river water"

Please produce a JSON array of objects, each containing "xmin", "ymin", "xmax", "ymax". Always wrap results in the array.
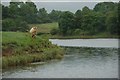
[
  {"xmin": 49, "ymin": 39, "xmax": 119, "ymax": 48},
  {"xmin": 2, "ymin": 39, "xmax": 119, "ymax": 78}
]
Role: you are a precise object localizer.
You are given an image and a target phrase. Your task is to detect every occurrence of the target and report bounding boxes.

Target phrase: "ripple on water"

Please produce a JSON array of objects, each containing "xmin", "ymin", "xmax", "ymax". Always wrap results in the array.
[{"xmin": 2, "ymin": 47, "xmax": 119, "ymax": 78}]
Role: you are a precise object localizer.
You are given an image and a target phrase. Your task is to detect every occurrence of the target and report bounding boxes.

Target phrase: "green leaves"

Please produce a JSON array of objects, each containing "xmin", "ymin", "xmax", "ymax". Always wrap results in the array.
[
  {"xmin": 59, "ymin": 11, "xmax": 75, "ymax": 35},
  {"xmin": 105, "ymin": 11, "xmax": 119, "ymax": 34},
  {"xmin": 2, "ymin": 18, "xmax": 29, "ymax": 32},
  {"xmin": 58, "ymin": 2, "xmax": 119, "ymax": 36},
  {"xmin": 2, "ymin": 2, "xmax": 119, "ymax": 35},
  {"xmin": 49, "ymin": 10, "xmax": 62, "ymax": 22},
  {"xmin": 94, "ymin": 2, "xmax": 116, "ymax": 14},
  {"xmin": 37, "ymin": 8, "xmax": 51, "ymax": 23}
]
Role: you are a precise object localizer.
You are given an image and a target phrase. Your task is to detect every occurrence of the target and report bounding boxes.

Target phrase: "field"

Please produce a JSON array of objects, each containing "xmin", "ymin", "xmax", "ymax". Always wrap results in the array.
[
  {"xmin": 29, "ymin": 22, "xmax": 58, "ymax": 33},
  {"xmin": 28, "ymin": 22, "xmax": 119, "ymax": 39},
  {"xmin": 2, "ymin": 32, "xmax": 64, "ymax": 68}
]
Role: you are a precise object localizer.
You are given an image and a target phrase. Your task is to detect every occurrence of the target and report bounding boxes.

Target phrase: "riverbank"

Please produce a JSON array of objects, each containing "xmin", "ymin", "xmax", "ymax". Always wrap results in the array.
[
  {"xmin": 50, "ymin": 33, "xmax": 119, "ymax": 39},
  {"xmin": 2, "ymin": 32, "xmax": 64, "ymax": 69},
  {"xmin": 2, "ymin": 47, "xmax": 118, "ymax": 78}
]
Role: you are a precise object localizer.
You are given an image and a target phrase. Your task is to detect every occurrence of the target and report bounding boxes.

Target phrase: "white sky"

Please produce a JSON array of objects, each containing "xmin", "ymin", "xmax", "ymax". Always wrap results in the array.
[
  {"xmin": 1, "ymin": 0, "xmax": 120, "ymax": 2},
  {"xmin": 1, "ymin": 0, "xmax": 119, "ymax": 13}
]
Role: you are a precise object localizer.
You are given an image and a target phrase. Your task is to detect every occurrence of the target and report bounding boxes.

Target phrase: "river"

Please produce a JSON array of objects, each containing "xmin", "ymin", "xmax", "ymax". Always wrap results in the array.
[
  {"xmin": 49, "ymin": 39, "xmax": 119, "ymax": 48},
  {"xmin": 2, "ymin": 39, "xmax": 119, "ymax": 78}
]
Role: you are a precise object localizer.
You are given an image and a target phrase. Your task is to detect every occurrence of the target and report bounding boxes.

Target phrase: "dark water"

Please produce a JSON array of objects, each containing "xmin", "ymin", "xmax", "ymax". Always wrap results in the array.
[{"xmin": 2, "ymin": 47, "xmax": 119, "ymax": 78}]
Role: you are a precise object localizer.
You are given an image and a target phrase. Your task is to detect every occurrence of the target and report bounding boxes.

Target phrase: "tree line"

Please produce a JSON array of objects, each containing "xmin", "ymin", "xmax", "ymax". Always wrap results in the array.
[
  {"xmin": 57, "ymin": 2, "xmax": 119, "ymax": 36},
  {"xmin": 2, "ymin": 2, "xmax": 61, "ymax": 31},
  {"xmin": 1, "ymin": 1, "xmax": 120, "ymax": 35}
]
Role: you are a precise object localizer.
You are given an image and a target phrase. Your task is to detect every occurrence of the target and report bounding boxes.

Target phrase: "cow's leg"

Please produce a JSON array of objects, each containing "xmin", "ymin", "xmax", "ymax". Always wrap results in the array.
[{"xmin": 32, "ymin": 34, "xmax": 36, "ymax": 38}]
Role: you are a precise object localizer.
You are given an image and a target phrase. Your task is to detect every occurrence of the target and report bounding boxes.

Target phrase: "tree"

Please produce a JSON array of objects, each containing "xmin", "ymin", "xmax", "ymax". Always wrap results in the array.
[
  {"xmin": 74, "ymin": 10, "xmax": 82, "ymax": 29},
  {"xmin": 105, "ymin": 11, "xmax": 119, "ymax": 34},
  {"xmin": 37, "ymin": 8, "xmax": 51, "ymax": 23},
  {"xmin": 19, "ymin": 1, "xmax": 38, "ymax": 23},
  {"xmin": 118, "ymin": 2, "xmax": 120, "ymax": 32},
  {"xmin": 50, "ymin": 28, "xmax": 59, "ymax": 35},
  {"xmin": 2, "ymin": 1, "xmax": 119, "ymax": 35},
  {"xmin": 94, "ymin": 2, "xmax": 115, "ymax": 14},
  {"xmin": 49, "ymin": 10, "xmax": 62, "ymax": 22},
  {"xmin": 2, "ymin": 5, "xmax": 9, "ymax": 19},
  {"xmin": 2, "ymin": 18, "xmax": 17, "ymax": 31},
  {"xmin": 81, "ymin": 7, "xmax": 92, "ymax": 33},
  {"xmin": 2, "ymin": 18, "xmax": 29, "ymax": 32},
  {"xmin": 9, "ymin": 2, "xmax": 20, "ymax": 18},
  {"xmin": 58, "ymin": 11, "xmax": 75, "ymax": 35},
  {"xmin": 82, "ymin": 6, "xmax": 91, "ymax": 15}
]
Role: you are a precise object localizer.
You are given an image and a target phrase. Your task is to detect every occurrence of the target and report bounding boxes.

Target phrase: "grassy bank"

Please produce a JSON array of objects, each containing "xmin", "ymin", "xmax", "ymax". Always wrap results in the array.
[{"xmin": 2, "ymin": 32, "xmax": 64, "ymax": 68}]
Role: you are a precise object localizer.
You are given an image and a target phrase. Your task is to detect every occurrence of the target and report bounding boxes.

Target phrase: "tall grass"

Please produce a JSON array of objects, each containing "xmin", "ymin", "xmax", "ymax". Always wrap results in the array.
[
  {"xmin": 2, "ymin": 48, "xmax": 64, "ymax": 69},
  {"xmin": 2, "ymin": 31, "xmax": 64, "ymax": 68}
]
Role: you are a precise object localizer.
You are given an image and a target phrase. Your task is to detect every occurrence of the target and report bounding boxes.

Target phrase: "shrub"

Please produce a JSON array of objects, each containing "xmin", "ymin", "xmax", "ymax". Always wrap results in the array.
[
  {"xmin": 50, "ymin": 28, "xmax": 59, "ymax": 35},
  {"xmin": 73, "ymin": 29, "xmax": 81, "ymax": 35},
  {"xmin": 2, "ymin": 18, "xmax": 29, "ymax": 32},
  {"xmin": 16, "ymin": 21, "xmax": 29, "ymax": 32},
  {"xmin": 2, "ymin": 18, "xmax": 16, "ymax": 31}
]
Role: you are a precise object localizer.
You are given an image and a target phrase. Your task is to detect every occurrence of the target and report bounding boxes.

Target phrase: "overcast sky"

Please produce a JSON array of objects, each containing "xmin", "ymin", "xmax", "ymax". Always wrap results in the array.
[{"xmin": 1, "ymin": 0, "xmax": 119, "ymax": 13}]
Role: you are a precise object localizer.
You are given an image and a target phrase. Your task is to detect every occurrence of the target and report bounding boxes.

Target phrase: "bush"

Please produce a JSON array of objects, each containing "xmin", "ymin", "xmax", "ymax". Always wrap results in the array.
[
  {"xmin": 73, "ymin": 29, "xmax": 81, "ymax": 35},
  {"xmin": 2, "ymin": 18, "xmax": 16, "ymax": 31},
  {"xmin": 17, "ymin": 21, "xmax": 29, "ymax": 32},
  {"xmin": 2, "ymin": 18, "xmax": 29, "ymax": 32},
  {"xmin": 50, "ymin": 28, "xmax": 59, "ymax": 35}
]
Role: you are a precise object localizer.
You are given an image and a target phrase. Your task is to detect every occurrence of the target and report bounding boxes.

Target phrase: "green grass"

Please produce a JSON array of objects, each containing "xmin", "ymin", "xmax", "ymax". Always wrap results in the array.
[
  {"xmin": 29, "ymin": 22, "xmax": 58, "ymax": 33},
  {"xmin": 2, "ymin": 31, "xmax": 64, "ymax": 68},
  {"xmin": 2, "ymin": 32, "xmax": 33, "ymax": 45}
]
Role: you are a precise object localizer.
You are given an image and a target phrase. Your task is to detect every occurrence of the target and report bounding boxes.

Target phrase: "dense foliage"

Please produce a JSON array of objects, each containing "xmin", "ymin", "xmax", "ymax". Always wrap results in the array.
[
  {"xmin": 2, "ymin": 1, "xmax": 119, "ymax": 35},
  {"xmin": 2, "ymin": 1, "xmax": 62, "ymax": 32},
  {"xmin": 58, "ymin": 2, "xmax": 119, "ymax": 35}
]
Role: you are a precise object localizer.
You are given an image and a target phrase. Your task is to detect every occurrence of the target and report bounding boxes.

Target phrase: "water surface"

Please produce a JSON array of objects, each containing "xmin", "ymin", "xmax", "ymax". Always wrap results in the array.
[
  {"xmin": 2, "ymin": 39, "xmax": 119, "ymax": 78},
  {"xmin": 49, "ymin": 39, "xmax": 119, "ymax": 48}
]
